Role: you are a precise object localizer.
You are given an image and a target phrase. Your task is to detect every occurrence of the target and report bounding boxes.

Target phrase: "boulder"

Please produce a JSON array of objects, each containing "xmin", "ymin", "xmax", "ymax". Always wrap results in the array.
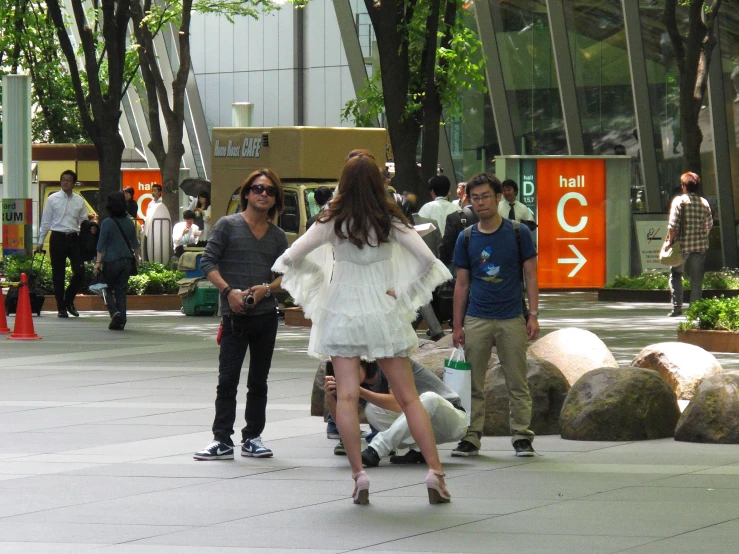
[
  {"xmin": 631, "ymin": 342, "xmax": 722, "ymax": 400},
  {"xmin": 529, "ymin": 328, "xmax": 618, "ymax": 385},
  {"xmin": 484, "ymin": 357, "xmax": 570, "ymax": 436},
  {"xmin": 560, "ymin": 367, "xmax": 680, "ymax": 441},
  {"xmin": 675, "ymin": 373, "xmax": 739, "ymax": 444}
]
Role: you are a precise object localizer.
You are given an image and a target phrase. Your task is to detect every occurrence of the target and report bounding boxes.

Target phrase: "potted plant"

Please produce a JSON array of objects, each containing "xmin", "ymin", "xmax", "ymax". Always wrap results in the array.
[
  {"xmin": 599, "ymin": 269, "xmax": 739, "ymax": 302},
  {"xmin": 677, "ymin": 296, "xmax": 739, "ymax": 353}
]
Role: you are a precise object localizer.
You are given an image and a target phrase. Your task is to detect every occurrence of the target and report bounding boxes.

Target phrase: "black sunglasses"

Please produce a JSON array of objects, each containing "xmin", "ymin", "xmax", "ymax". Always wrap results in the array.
[{"xmin": 250, "ymin": 184, "xmax": 277, "ymax": 197}]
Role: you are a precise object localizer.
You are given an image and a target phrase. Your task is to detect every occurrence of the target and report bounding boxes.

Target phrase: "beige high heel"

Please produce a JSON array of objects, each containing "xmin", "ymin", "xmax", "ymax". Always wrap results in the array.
[
  {"xmin": 426, "ymin": 469, "xmax": 451, "ymax": 504},
  {"xmin": 352, "ymin": 470, "xmax": 370, "ymax": 505}
]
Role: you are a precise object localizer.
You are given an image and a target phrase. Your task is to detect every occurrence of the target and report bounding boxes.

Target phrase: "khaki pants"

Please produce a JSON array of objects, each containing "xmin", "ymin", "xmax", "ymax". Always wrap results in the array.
[{"xmin": 463, "ymin": 315, "xmax": 534, "ymax": 447}]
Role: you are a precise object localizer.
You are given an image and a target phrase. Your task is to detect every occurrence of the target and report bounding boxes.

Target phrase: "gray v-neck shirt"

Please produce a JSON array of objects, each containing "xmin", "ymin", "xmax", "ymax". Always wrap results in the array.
[{"xmin": 200, "ymin": 213, "xmax": 288, "ymax": 316}]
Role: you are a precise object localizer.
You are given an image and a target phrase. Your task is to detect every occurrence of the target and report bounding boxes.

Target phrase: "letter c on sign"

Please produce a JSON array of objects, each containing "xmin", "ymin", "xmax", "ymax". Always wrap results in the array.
[{"xmin": 557, "ymin": 192, "xmax": 588, "ymax": 233}]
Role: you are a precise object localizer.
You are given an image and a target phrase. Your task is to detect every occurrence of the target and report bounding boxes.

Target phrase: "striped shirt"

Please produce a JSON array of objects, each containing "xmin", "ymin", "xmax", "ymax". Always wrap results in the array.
[{"xmin": 668, "ymin": 193, "xmax": 712, "ymax": 253}]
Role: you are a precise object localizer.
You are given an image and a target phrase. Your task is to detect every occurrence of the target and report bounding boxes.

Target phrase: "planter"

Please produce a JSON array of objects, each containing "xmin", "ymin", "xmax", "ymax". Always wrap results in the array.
[
  {"xmin": 45, "ymin": 294, "xmax": 183, "ymax": 311},
  {"xmin": 598, "ymin": 289, "xmax": 739, "ymax": 303},
  {"xmin": 284, "ymin": 307, "xmax": 311, "ymax": 328},
  {"xmin": 677, "ymin": 329, "xmax": 739, "ymax": 353}
]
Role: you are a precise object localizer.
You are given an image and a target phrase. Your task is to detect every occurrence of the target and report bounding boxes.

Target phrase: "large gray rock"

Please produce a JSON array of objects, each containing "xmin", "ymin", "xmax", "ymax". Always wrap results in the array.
[
  {"xmin": 560, "ymin": 367, "xmax": 680, "ymax": 441},
  {"xmin": 675, "ymin": 373, "xmax": 739, "ymax": 444},
  {"xmin": 484, "ymin": 358, "xmax": 570, "ymax": 436},
  {"xmin": 631, "ymin": 342, "xmax": 723, "ymax": 400},
  {"xmin": 529, "ymin": 328, "xmax": 618, "ymax": 385}
]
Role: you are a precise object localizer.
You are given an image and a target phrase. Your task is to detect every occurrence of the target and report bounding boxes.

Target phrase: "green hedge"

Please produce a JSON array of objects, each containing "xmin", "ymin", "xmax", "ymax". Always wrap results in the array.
[
  {"xmin": 680, "ymin": 296, "xmax": 739, "ymax": 332},
  {"xmin": 605, "ymin": 269, "xmax": 739, "ymax": 290},
  {"xmin": 1, "ymin": 254, "xmax": 183, "ymax": 295}
]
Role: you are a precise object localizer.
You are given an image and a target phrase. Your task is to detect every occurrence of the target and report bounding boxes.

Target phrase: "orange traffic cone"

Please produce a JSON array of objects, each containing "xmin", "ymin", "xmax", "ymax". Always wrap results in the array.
[
  {"xmin": 0, "ymin": 285, "xmax": 10, "ymax": 334},
  {"xmin": 8, "ymin": 272, "xmax": 41, "ymax": 340}
]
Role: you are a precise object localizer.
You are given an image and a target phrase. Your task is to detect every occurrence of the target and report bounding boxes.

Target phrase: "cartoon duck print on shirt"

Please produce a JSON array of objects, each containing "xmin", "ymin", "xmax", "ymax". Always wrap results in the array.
[{"xmin": 479, "ymin": 246, "xmax": 502, "ymax": 283}]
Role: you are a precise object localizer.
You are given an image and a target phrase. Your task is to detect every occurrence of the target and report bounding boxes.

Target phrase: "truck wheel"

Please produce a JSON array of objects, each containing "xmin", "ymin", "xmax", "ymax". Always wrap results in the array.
[{"xmin": 194, "ymin": 306, "xmax": 200, "ymax": 316}]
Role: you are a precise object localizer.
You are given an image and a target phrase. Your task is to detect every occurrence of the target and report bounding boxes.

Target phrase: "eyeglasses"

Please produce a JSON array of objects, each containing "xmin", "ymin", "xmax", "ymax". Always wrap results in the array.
[
  {"xmin": 470, "ymin": 193, "xmax": 494, "ymax": 203},
  {"xmin": 250, "ymin": 184, "xmax": 277, "ymax": 197}
]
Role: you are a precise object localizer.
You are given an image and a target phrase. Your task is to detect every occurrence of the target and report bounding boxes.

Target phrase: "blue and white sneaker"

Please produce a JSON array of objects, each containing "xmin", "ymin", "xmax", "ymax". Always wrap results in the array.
[
  {"xmin": 193, "ymin": 440, "xmax": 234, "ymax": 461},
  {"xmin": 241, "ymin": 436, "xmax": 273, "ymax": 458}
]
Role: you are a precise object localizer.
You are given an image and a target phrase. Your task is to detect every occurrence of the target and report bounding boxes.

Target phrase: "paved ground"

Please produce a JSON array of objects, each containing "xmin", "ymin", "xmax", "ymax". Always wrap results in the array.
[{"xmin": 1, "ymin": 292, "xmax": 738, "ymax": 553}]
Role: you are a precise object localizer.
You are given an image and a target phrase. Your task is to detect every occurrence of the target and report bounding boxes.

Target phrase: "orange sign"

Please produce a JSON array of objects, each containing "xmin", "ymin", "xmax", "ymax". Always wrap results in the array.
[
  {"xmin": 121, "ymin": 169, "xmax": 162, "ymax": 221},
  {"xmin": 536, "ymin": 158, "xmax": 606, "ymax": 288}
]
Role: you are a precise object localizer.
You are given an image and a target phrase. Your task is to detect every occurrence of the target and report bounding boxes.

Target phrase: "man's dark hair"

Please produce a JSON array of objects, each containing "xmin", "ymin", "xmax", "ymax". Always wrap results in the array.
[
  {"xmin": 152, "ymin": 183, "xmax": 162, "ymax": 193},
  {"xmin": 123, "ymin": 186, "xmax": 135, "ymax": 196},
  {"xmin": 680, "ymin": 171, "xmax": 701, "ymax": 193},
  {"xmin": 183, "ymin": 209, "xmax": 196, "ymax": 220},
  {"xmin": 361, "ymin": 361, "xmax": 379, "ymax": 382},
  {"xmin": 428, "ymin": 175, "xmax": 451, "ymax": 197},
  {"xmin": 105, "ymin": 191, "xmax": 128, "ymax": 218},
  {"xmin": 501, "ymin": 179, "xmax": 518, "ymax": 195},
  {"xmin": 61, "ymin": 169, "xmax": 77, "ymax": 182},
  {"xmin": 314, "ymin": 186, "xmax": 332, "ymax": 207},
  {"xmin": 466, "ymin": 172, "xmax": 502, "ymax": 197}
]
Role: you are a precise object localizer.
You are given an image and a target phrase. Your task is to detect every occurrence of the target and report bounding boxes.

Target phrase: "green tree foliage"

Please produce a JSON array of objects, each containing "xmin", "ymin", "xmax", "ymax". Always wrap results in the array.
[
  {"xmin": 0, "ymin": 0, "xmax": 89, "ymax": 142},
  {"xmin": 344, "ymin": 0, "xmax": 485, "ymax": 193}
]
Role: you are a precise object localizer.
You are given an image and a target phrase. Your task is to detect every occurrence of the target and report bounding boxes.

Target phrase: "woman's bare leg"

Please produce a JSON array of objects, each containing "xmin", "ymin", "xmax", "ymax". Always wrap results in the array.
[
  {"xmin": 376, "ymin": 356, "xmax": 442, "ymax": 472},
  {"xmin": 331, "ymin": 356, "xmax": 363, "ymax": 475}
]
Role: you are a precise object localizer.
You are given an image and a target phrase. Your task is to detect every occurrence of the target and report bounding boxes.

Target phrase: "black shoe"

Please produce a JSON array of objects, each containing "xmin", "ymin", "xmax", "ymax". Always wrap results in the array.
[
  {"xmin": 193, "ymin": 440, "xmax": 234, "ymax": 460},
  {"xmin": 57, "ymin": 310, "xmax": 69, "ymax": 318},
  {"xmin": 668, "ymin": 307, "xmax": 683, "ymax": 317},
  {"xmin": 334, "ymin": 440, "xmax": 346, "ymax": 456},
  {"xmin": 451, "ymin": 440, "xmax": 479, "ymax": 457},
  {"xmin": 513, "ymin": 439, "xmax": 535, "ymax": 457},
  {"xmin": 390, "ymin": 449, "xmax": 425, "ymax": 465},
  {"xmin": 66, "ymin": 302, "xmax": 79, "ymax": 317},
  {"xmin": 361, "ymin": 446, "xmax": 381, "ymax": 467},
  {"xmin": 109, "ymin": 312, "xmax": 124, "ymax": 330}
]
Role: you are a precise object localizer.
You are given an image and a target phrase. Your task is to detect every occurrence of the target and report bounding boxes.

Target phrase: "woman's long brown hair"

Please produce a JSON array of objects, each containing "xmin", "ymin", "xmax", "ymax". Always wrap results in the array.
[{"xmin": 318, "ymin": 154, "xmax": 411, "ymax": 248}]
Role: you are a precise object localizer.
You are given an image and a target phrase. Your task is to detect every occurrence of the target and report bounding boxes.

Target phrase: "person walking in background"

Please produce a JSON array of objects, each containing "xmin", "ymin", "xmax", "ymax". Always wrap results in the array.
[
  {"xmin": 35, "ymin": 170, "xmax": 88, "ymax": 319},
  {"xmin": 272, "ymin": 153, "xmax": 453, "ymax": 505},
  {"xmin": 194, "ymin": 169, "xmax": 287, "ymax": 462},
  {"xmin": 191, "ymin": 190, "xmax": 212, "ymax": 241},
  {"xmin": 418, "ymin": 175, "xmax": 460, "ymax": 235},
  {"xmin": 93, "ymin": 192, "xmax": 140, "ymax": 331},
  {"xmin": 667, "ymin": 172, "xmax": 713, "ymax": 317},
  {"xmin": 498, "ymin": 179, "xmax": 535, "ymax": 224},
  {"xmin": 451, "ymin": 181, "xmax": 466, "ymax": 209},
  {"xmin": 307, "ymin": 186, "xmax": 333, "ymax": 230},
  {"xmin": 124, "ymin": 187, "xmax": 138, "ymax": 219}
]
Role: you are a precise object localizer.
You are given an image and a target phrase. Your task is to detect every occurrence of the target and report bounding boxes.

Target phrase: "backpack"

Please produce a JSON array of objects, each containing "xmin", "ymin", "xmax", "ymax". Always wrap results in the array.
[{"xmin": 463, "ymin": 220, "xmax": 530, "ymax": 321}]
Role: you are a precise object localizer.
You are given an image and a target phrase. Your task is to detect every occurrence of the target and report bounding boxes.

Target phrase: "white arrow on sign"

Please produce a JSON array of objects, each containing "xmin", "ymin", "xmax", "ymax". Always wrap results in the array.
[{"xmin": 558, "ymin": 244, "xmax": 587, "ymax": 277}]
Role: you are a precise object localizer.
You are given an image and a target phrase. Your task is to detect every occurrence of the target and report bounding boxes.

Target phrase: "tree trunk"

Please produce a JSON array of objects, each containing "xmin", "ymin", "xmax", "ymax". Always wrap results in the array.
[{"xmin": 96, "ymin": 133, "xmax": 125, "ymax": 221}]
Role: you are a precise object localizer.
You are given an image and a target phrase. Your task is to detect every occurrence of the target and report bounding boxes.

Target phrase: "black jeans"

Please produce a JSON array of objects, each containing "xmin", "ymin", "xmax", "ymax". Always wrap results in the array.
[
  {"xmin": 49, "ymin": 231, "xmax": 84, "ymax": 311},
  {"xmin": 213, "ymin": 312, "xmax": 279, "ymax": 445},
  {"xmin": 102, "ymin": 258, "xmax": 132, "ymax": 321}
]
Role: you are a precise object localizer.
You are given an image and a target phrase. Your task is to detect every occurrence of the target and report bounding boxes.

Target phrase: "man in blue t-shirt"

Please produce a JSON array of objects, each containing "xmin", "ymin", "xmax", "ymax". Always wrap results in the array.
[{"xmin": 451, "ymin": 173, "xmax": 540, "ymax": 458}]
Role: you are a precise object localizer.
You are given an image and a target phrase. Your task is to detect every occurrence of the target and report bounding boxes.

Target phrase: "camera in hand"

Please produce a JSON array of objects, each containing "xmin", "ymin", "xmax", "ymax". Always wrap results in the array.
[{"xmin": 243, "ymin": 293, "xmax": 255, "ymax": 309}]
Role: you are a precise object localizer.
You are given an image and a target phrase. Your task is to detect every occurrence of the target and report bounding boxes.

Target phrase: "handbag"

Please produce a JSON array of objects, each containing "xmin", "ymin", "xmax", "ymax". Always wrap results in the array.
[
  {"xmin": 443, "ymin": 347, "xmax": 472, "ymax": 424},
  {"xmin": 112, "ymin": 217, "xmax": 139, "ymax": 275},
  {"xmin": 659, "ymin": 201, "xmax": 685, "ymax": 267}
]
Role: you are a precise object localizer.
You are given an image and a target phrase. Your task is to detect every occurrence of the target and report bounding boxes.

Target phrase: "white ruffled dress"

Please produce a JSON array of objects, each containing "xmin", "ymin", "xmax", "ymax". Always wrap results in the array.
[{"xmin": 272, "ymin": 219, "xmax": 452, "ymax": 360}]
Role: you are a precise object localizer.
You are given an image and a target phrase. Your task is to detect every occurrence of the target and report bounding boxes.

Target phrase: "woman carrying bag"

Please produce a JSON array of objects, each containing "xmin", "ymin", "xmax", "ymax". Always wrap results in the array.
[{"xmin": 94, "ymin": 192, "xmax": 141, "ymax": 330}]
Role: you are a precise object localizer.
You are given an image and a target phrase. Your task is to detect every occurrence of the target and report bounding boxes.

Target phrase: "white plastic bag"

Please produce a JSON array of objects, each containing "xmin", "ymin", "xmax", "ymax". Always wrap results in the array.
[{"xmin": 443, "ymin": 347, "xmax": 472, "ymax": 424}]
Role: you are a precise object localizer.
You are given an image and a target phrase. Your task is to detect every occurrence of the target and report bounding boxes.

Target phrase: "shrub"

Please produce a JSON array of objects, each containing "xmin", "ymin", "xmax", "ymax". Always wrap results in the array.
[
  {"xmin": 680, "ymin": 296, "xmax": 739, "ymax": 332},
  {"xmin": 606, "ymin": 269, "xmax": 739, "ymax": 291}
]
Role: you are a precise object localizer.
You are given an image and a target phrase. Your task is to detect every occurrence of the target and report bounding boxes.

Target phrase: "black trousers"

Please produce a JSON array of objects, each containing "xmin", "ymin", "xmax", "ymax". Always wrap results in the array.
[
  {"xmin": 49, "ymin": 231, "xmax": 85, "ymax": 311},
  {"xmin": 212, "ymin": 312, "xmax": 279, "ymax": 445}
]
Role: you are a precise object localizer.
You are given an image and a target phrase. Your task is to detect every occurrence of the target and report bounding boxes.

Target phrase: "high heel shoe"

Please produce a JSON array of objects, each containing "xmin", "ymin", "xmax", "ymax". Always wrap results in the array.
[
  {"xmin": 352, "ymin": 470, "xmax": 370, "ymax": 505},
  {"xmin": 426, "ymin": 469, "xmax": 451, "ymax": 504}
]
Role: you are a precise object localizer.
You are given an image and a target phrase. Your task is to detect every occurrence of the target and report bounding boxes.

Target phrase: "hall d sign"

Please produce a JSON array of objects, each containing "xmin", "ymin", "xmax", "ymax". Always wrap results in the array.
[{"xmin": 537, "ymin": 159, "xmax": 607, "ymax": 288}]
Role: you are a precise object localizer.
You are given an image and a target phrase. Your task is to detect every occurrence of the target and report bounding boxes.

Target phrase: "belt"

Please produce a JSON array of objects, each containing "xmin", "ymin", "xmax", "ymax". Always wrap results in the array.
[{"xmin": 52, "ymin": 230, "xmax": 78, "ymax": 235}]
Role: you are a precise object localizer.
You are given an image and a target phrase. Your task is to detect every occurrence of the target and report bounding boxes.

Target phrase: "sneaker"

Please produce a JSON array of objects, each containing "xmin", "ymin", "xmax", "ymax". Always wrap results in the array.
[
  {"xmin": 334, "ymin": 440, "xmax": 346, "ymax": 456},
  {"xmin": 326, "ymin": 418, "xmax": 340, "ymax": 439},
  {"xmin": 241, "ymin": 436, "xmax": 273, "ymax": 458},
  {"xmin": 193, "ymin": 440, "xmax": 234, "ymax": 461},
  {"xmin": 451, "ymin": 440, "xmax": 479, "ymax": 457},
  {"xmin": 390, "ymin": 449, "xmax": 425, "ymax": 465},
  {"xmin": 109, "ymin": 311, "xmax": 124, "ymax": 330},
  {"xmin": 668, "ymin": 307, "xmax": 683, "ymax": 317},
  {"xmin": 361, "ymin": 446, "xmax": 381, "ymax": 467},
  {"xmin": 513, "ymin": 439, "xmax": 535, "ymax": 457}
]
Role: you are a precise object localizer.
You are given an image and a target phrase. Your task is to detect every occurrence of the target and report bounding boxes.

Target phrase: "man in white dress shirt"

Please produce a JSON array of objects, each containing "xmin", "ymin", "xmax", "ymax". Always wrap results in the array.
[
  {"xmin": 498, "ymin": 179, "xmax": 535, "ymax": 224},
  {"xmin": 451, "ymin": 181, "xmax": 466, "ymax": 209},
  {"xmin": 172, "ymin": 210, "xmax": 201, "ymax": 257},
  {"xmin": 36, "ymin": 170, "xmax": 88, "ymax": 318},
  {"xmin": 418, "ymin": 175, "xmax": 460, "ymax": 235}
]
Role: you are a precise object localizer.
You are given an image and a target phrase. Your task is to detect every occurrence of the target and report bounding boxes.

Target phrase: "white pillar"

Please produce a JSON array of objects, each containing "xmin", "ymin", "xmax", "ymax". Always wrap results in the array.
[
  {"xmin": 2, "ymin": 75, "xmax": 32, "ymax": 199},
  {"xmin": 232, "ymin": 103, "xmax": 254, "ymax": 127}
]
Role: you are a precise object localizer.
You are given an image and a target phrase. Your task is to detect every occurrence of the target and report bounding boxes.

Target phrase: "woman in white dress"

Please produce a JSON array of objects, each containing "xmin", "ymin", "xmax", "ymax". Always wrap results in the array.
[{"xmin": 272, "ymin": 153, "xmax": 453, "ymax": 505}]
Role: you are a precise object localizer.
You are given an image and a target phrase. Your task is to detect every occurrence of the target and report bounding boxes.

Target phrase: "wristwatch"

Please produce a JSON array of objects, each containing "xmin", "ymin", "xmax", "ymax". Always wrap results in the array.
[
  {"xmin": 529, "ymin": 310, "xmax": 539, "ymax": 317},
  {"xmin": 222, "ymin": 286, "xmax": 233, "ymax": 296},
  {"xmin": 262, "ymin": 283, "xmax": 272, "ymax": 298}
]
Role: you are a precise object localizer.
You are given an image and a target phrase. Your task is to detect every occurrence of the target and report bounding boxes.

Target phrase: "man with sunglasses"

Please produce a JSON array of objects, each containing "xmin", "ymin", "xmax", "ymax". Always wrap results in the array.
[
  {"xmin": 194, "ymin": 169, "xmax": 288, "ymax": 461},
  {"xmin": 451, "ymin": 173, "xmax": 540, "ymax": 459}
]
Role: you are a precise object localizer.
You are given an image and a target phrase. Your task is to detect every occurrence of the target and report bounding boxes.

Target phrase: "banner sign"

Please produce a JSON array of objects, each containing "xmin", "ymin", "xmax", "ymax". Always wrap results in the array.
[
  {"xmin": 2, "ymin": 198, "xmax": 33, "ymax": 254},
  {"xmin": 520, "ymin": 158, "xmax": 537, "ymax": 217},
  {"xmin": 633, "ymin": 214, "xmax": 668, "ymax": 272}
]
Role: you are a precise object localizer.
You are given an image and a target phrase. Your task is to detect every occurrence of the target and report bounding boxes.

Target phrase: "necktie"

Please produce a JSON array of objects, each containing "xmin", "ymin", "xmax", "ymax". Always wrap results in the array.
[{"xmin": 508, "ymin": 203, "xmax": 516, "ymax": 220}]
